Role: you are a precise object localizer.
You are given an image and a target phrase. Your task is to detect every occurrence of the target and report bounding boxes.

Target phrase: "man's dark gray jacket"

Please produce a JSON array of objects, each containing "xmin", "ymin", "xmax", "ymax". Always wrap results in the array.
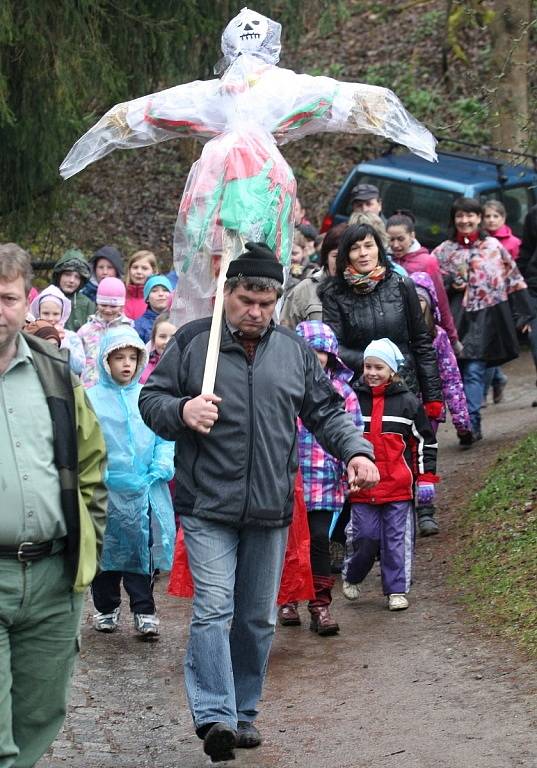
[{"xmin": 139, "ymin": 318, "xmax": 374, "ymax": 528}]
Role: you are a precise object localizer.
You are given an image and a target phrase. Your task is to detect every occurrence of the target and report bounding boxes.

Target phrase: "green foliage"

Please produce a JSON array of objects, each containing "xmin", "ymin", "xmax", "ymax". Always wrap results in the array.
[
  {"xmin": 449, "ymin": 97, "xmax": 489, "ymax": 142},
  {"xmin": 409, "ymin": 9, "xmax": 443, "ymax": 42},
  {"xmin": 317, "ymin": 0, "xmax": 349, "ymax": 36},
  {"xmin": 305, "ymin": 60, "xmax": 346, "ymax": 78},
  {"xmin": 1, "ymin": 1, "xmax": 204, "ymax": 222},
  {"xmin": 367, "ymin": 1, "xmax": 391, "ymax": 22},
  {"xmin": 451, "ymin": 432, "xmax": 537, "ymax": 656},
  {"xmin": 362, "ymin": 65, "xmax": 441, "ymax": 121},
  {"xmin": 361, "ymin": 61, "xmax": 490, "ymax": 143},
  {"xmin": 447, "ymin": 0, "xmax": 496, "ymax": 64}
]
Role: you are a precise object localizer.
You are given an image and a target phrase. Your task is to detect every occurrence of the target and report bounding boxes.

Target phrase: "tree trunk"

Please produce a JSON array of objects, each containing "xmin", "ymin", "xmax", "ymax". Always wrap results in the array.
[
  {"xmin": 488, "ymin": 0, "xmax": 532, "ymax": 153},
  {"xmin": 442, "ymin": 0, "xmax": 454, "ymax": 76}
]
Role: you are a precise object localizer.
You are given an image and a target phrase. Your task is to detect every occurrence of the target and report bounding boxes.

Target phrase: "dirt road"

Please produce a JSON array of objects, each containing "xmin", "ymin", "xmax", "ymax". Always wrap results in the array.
[{"xmin": 40, "ymin": 351, "xmax": 537, "ymax": 768}]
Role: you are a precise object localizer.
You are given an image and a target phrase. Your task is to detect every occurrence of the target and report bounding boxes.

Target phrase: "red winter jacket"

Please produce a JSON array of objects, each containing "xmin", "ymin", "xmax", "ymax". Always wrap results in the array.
[
  {"xmin": 124, "ymin": 283, "xmax": 147, "ymax": 320},
  {"xmin": 394, "ymin": 245, "xmax": 459, "ymax": 346},
  {"xmin": 350, "ymin": 380, "xmax": 438, "ymax": 505},
  {"xmin": 487, "ymin": 225, "xmax": 521, "ymax": 260}
]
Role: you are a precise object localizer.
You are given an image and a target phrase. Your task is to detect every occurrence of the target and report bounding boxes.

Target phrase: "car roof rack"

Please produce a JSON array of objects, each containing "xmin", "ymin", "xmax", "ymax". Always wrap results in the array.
[
  {"xmin": 382, "ymin": 137, "xmax": 537, "ymax": 182},
  {"xmin": 437, "ymin": 136, "xmax": 537, "ymax": 164},
  {"xmin": 436, "ymin": 149, "xmax": 510, "ymax": 183}
]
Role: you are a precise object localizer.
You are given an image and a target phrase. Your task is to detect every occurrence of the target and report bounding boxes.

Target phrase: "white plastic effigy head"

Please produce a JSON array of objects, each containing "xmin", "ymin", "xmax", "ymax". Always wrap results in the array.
[{"xmin": 221, "ymin": 7, "xmax": 281, "ymax": 66}]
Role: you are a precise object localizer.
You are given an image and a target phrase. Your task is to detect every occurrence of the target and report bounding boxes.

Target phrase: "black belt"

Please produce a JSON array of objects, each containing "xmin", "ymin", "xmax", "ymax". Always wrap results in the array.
[{"xmin": 0, "ymin": 540, "xmax": 63, "ymax": 563}]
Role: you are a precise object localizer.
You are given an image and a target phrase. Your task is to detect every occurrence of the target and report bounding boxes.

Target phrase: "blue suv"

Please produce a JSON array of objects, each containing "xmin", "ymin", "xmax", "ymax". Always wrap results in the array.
[{"xmin": 321, "ymin": 150, "xmax": 537, "ymax": 250}]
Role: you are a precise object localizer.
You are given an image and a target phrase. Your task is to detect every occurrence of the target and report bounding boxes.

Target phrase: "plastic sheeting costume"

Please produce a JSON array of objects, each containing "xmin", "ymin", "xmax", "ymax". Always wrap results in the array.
[
  {"xmin": 60, "ymin": 7, "xmax": 437, "ymax": 326},
  {"xmin": 87, "ymin": 326, "xmax": 176, "ymax": 573}
]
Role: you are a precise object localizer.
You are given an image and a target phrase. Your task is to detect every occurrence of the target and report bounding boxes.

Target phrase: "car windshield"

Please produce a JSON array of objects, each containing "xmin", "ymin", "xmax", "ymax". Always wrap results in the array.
[{"xmin": 349, "ymin": 175, "xmax": 459, "ymax": 249}]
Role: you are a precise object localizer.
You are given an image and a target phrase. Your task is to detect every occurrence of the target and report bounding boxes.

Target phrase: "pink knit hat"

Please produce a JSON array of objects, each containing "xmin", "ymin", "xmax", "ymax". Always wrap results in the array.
[{"xmin": 96, "ymin": 276, "xmax": 126, "ymax": 306}]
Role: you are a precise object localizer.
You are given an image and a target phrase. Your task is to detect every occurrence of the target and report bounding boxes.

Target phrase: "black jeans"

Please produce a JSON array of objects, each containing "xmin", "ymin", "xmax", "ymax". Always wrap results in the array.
[
  {"xmin": 308, "ymin": 509, "xmax": 333, "ymax": 577},
  {"xmin": 92, "ymin": 571, "xmax": 155, "ymax": 615}
]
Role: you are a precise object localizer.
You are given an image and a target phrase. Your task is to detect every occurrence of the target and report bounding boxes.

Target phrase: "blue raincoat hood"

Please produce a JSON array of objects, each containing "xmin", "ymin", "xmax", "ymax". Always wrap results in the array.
[{"xmin": 97, "ymin": 326, "xmax": 148, "ymax": 390}]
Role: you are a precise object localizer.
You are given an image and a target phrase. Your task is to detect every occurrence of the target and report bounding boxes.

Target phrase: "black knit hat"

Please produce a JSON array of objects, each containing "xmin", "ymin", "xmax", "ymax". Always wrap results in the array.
[{"xmin": 226, "ymin": 242, "xmax": 283, "ymax": 284}]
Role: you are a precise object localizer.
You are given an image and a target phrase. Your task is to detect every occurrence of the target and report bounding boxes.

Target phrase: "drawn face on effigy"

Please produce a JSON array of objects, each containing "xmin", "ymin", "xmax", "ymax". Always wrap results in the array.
[
  {"xmin": 221, "ymin": 8, "xmax": 282, "ymax": 65},
  {"xmin": 231, "ymin": 9, "xmax": 268, "ymax": 51}
]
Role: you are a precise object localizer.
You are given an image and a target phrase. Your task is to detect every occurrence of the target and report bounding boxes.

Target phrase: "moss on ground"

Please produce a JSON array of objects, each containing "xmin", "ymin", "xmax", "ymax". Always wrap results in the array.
[{"xmin": 451, "ymin": 432, "xmax": 537, "ymax": 657}]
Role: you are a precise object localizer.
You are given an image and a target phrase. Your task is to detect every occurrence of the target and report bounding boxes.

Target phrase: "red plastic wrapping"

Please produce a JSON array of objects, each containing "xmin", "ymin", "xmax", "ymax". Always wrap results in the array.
[{"xmin": 167, "ymin": 473, "xmax": 314, "ymax": 604}]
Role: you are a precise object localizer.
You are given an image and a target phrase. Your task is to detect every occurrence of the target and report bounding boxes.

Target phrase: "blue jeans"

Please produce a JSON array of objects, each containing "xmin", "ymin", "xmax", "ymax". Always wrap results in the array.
[
  {"xmin": 181, "ymin": 516, "xmax": 288, "ymax": 731},
  {"xmin": 483, "ymin": 366, "xmax": 507, "ymax": 397},
  {"xmin": 461, "ymin": 359, "xmax": 488, "ymax": 432}
]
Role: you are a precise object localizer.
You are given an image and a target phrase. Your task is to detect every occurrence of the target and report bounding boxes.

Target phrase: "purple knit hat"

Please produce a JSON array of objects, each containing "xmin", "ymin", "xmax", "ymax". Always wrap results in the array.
[
  {"xmin": 295, "ymin": 320, "xmax": 353, "ymax": 383},
  {"xmin": 409, "ymin": 271, "xmax": 442, "ymax": 324}
]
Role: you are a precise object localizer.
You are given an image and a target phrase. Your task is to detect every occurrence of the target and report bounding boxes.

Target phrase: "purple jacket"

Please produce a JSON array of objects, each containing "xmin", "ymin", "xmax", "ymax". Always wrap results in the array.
[
  {"xmin": 295, "ymin": 321, "xmax": 363, "ymax": 512},
  {"xmin": 410, "ymin": 272, "xmax": 471, "ymax": 433},
  {"xmin": 393, "ymin": 242, "xmax": 459, "ymax": 346}
]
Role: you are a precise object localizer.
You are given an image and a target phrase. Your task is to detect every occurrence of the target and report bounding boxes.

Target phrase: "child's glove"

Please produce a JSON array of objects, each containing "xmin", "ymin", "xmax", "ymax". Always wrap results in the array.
[
  {"xmin": 424, "ymin": 401, "xmax": 443, "ymax": 420},
  {"xmin": 417, "ymin": 482, "xmax": 435, "ymax": 506}
]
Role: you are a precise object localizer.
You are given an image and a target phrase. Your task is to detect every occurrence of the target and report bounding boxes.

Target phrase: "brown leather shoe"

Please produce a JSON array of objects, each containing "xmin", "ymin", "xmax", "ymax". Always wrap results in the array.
[
  {"xmin": 277, "ymin": 602, "xmax": 301, "ymax": 626},
  {"xmin": 309, "ymin": 605, "xmax": 339, "ymax": 636}
]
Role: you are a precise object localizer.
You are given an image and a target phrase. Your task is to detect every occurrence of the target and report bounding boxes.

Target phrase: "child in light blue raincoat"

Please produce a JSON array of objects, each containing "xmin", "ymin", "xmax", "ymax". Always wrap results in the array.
[{"xmin": 88, "ymin": 325, "xmax": 175, "ymax": 639}]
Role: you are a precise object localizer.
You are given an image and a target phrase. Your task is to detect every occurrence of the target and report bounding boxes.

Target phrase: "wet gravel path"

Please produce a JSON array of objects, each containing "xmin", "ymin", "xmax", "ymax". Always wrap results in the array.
[{"xmin": 40, "ymin": 351, "xmax": 537, "ymax": 767}]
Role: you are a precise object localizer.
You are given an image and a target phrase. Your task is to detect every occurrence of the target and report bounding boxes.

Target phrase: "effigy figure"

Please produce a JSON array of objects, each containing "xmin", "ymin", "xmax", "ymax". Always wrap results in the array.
[{"xmin": 60, "ymin": 7, "xmax": 436, "ymax": 328}]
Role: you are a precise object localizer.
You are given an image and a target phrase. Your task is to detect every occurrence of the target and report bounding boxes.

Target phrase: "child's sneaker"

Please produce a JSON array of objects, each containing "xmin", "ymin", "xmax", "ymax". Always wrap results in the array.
[
  {"xmin": 388, "ymin": 593, "xmax": 409, "ymax": 611},
  {"xmin": 342, "ymin": 580, "xmax": 360, "ymax": 601},
  {"xmin": 134, "ymin": 613, "xmax": 160, "ymax": 639},
  {"xmin": 93, "ymin": 607, "xmax": 121, "ymax": 632}
]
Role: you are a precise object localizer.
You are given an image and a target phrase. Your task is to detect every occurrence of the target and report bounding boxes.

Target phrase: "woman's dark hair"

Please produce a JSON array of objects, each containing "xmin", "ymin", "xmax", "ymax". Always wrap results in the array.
[
  {"xmin": 392, "ymin": 208, "xmax": 416, "ymax": 224},
  {"xmin": 335, "ymin": 223, "xmax": 387, "ymax": 280},
  {"xmin": 386, "ymin": 214, "xmax": 415, "ymax": 233},
  {"xmin": 319, "ymin": 222, "xmax": 348, "ymax": 269},
  {"xmin": 448, "ymin": 197, "xmax": 487, "ymax": 240}
]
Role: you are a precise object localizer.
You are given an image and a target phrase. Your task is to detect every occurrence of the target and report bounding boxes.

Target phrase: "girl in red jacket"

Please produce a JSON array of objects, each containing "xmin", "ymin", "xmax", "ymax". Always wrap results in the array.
[
  {"xmin": 482, "ymin": 200, "xmax": 521, "ymax": 260},
  {"xmin": 482, "ymin": 200, "xmax": 522, "ymax": 404},
  {"xmin": 342, "ymin": 338, "xmax": 438, "ymax": 611},
  {"xmin": 124, "ymin": 250, "xmax": 158, "ymax": 320}
]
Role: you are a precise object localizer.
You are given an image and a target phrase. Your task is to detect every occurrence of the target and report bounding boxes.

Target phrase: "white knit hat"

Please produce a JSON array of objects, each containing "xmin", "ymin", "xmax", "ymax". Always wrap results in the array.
[{"xmin": 363, "ymin": 338, "xmax": 405, "ymax": 372}]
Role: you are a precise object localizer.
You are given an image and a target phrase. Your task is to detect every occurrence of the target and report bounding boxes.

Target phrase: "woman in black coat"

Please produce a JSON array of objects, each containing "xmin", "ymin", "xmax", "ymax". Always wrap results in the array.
[{"xmin": 320, "ymin": 223, "xmax": 442, "ymax": 409}]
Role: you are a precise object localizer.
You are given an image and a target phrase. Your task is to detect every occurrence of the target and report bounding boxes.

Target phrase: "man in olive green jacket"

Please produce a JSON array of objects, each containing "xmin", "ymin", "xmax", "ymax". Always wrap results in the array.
[{"xmin": 0, "ymin": 243, "xmax": 107, "ymax": 768}]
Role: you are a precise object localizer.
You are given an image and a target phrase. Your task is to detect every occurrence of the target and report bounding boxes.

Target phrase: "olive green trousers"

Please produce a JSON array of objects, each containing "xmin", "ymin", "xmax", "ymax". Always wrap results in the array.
[{"xmin": 0, "ymin": 552, "xmax": 84, "ymax": 768}]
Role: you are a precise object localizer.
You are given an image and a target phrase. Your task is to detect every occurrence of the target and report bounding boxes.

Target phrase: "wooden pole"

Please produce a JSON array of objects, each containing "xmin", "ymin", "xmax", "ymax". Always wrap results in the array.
[{"xmin": 201, "ymin": 231, "xmax": 239, "ymax": 394}]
